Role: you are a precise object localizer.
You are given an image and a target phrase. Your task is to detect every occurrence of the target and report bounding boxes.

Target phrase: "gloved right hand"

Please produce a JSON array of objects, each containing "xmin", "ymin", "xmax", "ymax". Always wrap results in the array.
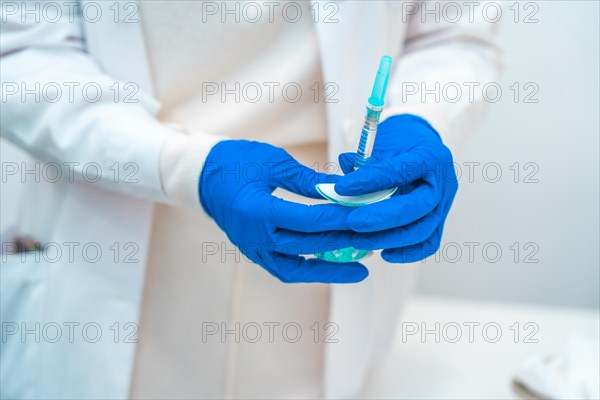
[{"xmin": 199, "ymin": 140, "xmax": 369, "ymax": 284}]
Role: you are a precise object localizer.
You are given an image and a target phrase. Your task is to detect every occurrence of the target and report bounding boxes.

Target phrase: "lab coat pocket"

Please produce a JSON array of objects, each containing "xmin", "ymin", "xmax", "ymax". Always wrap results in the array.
[{"xmin": 1, "ymin": 250, "xmax": 50, "ymax": 400}]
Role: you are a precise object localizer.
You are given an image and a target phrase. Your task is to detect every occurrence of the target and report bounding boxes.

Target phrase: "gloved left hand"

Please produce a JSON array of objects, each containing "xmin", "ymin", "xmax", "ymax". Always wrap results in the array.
[{"xmin": 334, "ymin": 114, "xmax": 459, "ymax": 263}]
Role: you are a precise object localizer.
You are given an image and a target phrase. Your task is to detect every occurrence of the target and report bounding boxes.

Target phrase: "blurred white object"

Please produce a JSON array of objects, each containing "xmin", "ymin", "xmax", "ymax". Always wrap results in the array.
[
  {"xmin": 361, "ymin": 297, "xmax": 599, "ymax": 400},
  {"xmin": 514, "ymin": 335, "xmax": 600, "ymax": 400}
]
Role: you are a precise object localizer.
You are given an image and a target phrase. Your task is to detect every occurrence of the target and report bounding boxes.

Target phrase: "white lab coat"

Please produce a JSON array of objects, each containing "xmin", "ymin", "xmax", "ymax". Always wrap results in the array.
[{"xmin": 0, "ymin": 1, "xmax": 500, "ymax": 398}]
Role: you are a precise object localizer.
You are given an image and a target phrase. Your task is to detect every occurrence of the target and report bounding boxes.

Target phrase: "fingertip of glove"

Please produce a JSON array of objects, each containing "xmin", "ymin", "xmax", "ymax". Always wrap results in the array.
[
  {"xmin": 381, "ymin": 248, "xmax": 433, "ymax": 264},
  {"xmin": 318, "ymin": 261, "xmax": 368, "ymax": 284},
  {"xmin": 381, "ymin": 249, "xmax": 398, "ymax": 263},
  {"xmin": 337, "ymin": 152, "xmax": 356, "ymax": 174},
  {"xmin": 382, "ymin": 249, "xmax": 414, "ymax": 264},
  {"xmin": 356, "ymin": 265, "xmax": 370, "ymax": 282},
  {"xmin": 334, "ymin": 177, "xmax": 360, "ymax": 196},
  {"xmin": 341, "ymin": 263, "xmax": 369, "ymax": 283}
]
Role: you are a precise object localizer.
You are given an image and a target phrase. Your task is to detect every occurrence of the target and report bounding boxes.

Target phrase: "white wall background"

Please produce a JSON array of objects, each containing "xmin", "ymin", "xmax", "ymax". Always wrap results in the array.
[
  {"xmin": 414, "ymin": 1, "xmax": 600, "ymax": 309},
  {"xmin": 2, "ymin": 1, "xmax": 598, "ymax": 308}
]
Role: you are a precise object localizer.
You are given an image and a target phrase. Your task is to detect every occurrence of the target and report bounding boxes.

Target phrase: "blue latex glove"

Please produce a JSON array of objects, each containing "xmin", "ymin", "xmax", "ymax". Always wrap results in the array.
[
  {"xmin": 199, "ymin": 140, "xmax": 369, "ymax": 284},
  {"xmin": 335, "ymin": 114, "xmax": 459, "ymax": 263}
]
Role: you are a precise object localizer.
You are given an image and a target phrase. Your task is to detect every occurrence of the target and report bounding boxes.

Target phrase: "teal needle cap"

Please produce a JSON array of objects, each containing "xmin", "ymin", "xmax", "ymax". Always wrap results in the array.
[{"xmin": 368, "ymin": 55, "xmax": 393, "ymax": 107}]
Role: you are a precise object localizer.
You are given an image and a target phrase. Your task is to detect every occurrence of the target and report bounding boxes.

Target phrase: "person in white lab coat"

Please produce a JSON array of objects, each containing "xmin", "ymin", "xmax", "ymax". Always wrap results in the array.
[{"xmin": 0, "ymin": 1, "xmax": 501, "ymax": 398}]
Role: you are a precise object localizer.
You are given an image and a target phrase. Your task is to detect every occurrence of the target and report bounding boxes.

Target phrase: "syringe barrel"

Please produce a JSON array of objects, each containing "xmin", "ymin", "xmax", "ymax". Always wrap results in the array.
[{"xmin": 354, "ymin": 104, "xmax": 383, "ymax": 169}]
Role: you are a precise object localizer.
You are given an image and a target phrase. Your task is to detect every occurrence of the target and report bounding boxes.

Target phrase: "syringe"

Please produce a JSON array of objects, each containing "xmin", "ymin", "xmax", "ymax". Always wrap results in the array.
[
  {"xmin": 313, "ymin": 55, "xmax": 397, "ymax": 263},
  {"xmin": 354, "ymin": 55, "xmax": 392, "ymax": 169},
  {"xmin": 315, "ymin": 55, "xmax": 396, "ymax": 208}
]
